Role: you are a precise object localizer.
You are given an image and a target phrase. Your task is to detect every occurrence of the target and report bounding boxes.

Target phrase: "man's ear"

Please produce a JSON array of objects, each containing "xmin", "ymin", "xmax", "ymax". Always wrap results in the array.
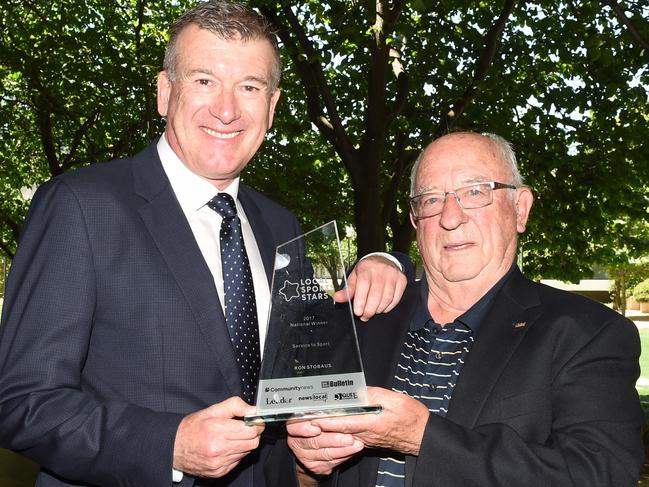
[
  {"xmin": 267, "ymin": 89, "xmax": 281, "ymax": 129},
  {"xmin": 409, "ymin": 212, "xmax": 418, "ymax": 230},
  {"xmin": 514, "ymin": 187, "xmax": 534, "ymax": 233},
  {"xmin": 156, "ymin": 71, "xmax": 171, "ymax": 117}
]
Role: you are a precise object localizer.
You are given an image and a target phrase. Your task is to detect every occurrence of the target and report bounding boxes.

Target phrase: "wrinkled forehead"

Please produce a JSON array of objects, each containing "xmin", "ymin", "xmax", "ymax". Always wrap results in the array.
[{"xmin": 415, "ymin": 135, "xmax": 509, "ymax": 191}]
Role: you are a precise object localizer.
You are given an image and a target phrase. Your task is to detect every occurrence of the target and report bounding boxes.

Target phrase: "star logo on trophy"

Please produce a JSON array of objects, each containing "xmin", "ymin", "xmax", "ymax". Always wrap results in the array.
[{"xmin": 279, "ymin": 280, "xmax": 300, "ymax": 302}]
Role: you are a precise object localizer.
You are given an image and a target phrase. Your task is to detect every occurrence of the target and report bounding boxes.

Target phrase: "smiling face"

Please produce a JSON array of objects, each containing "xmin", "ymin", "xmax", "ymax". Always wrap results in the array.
[
  {"xmin": 157, "ymin": 25, "xmax": 280, "ymax": 189},
  {"xmin": 411, "ymin": 133, "xmax": 533, "ymax": 295}
]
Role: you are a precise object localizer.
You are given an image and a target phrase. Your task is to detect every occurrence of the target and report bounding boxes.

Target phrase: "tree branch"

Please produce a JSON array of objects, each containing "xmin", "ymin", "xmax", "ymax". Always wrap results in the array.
[
  {"xmin": 0, "ymin": 215, "xmax": 20, "ymax": 259},
  {"xmin": 61, "ymin": 108, "xmax": 102, "ymax": 172},
  {"xmin": 386, "ymin": 48, "xmax": 410, "ymax": 130},
  {"xmin": 381, "ymin": 129, "xmax": 412, "ymax": 225},
  {"xmin": 600, "ymin": 0, "xmax": 649, "ymax": 51},
  {"xmin": 362, "ymin": 0, "xmax": 407, "ymax": 161},
  {"xmin": 0, "ymin": 240, "xmax": 15, "ymax": 260},
  {"xmin": 260, "ymin": 4, "xmax": 358, "ymax": 175},
  {"xmin": 443, "ymin": 0, "xmax": 516, "ymax": 131},
  {"xmin": 34, "ymin": 101, "xmax": 62, "ymax": 177},
  {"xmin": 134, "ymin": 0, "xmax": 146, "ymax": 60}
]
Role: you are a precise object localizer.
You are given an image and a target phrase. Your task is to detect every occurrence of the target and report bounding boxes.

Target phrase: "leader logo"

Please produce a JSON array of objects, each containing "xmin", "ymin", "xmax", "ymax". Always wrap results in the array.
[{"xmin": 265, "ymin": 396, "xmax": 293, "ymax": 405}]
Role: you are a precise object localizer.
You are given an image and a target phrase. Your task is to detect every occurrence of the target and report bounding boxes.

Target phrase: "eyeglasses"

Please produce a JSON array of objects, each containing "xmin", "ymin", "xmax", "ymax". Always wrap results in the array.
[{"xmin": 409, "ymin": 181, "xmax": 517, "ymax": 220}]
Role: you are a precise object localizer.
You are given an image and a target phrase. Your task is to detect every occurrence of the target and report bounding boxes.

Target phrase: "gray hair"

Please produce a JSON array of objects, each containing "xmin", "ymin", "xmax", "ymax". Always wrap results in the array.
[
  {"xmin": 409, "ymin": 132, "xmax": 525, "ymax": 197},
  {"xmin": 163, "ymin": 1, "xmax": 282, "ymax": 92}
]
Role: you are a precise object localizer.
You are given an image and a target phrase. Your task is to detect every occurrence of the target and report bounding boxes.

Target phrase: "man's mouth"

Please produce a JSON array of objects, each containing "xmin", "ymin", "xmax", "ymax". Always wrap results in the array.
[
  {"xmin": 444, "ymin": 242, "xmax": 473, "ymax": 251},
  {"xmin": 202, "ymin": 127, "xmax": 241, "ymax": 139}
]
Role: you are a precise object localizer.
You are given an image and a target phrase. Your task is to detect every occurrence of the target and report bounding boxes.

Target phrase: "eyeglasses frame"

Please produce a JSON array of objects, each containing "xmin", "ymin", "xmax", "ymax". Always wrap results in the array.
[{"xmin": 409, "ymin": 181, "xmax": 517, "ymax": 220}]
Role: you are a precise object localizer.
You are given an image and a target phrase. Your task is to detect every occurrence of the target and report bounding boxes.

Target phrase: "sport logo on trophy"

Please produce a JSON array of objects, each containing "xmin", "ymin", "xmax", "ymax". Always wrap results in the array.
[{"xmin": 244, "ymin": 221, "xmax": 381, "ymax": 424}]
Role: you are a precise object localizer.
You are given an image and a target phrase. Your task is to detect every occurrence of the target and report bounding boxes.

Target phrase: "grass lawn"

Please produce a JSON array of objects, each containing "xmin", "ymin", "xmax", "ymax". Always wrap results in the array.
[
  {"xmin": 637, "ymin": 327, "xmax": 649, "ymax": 413},
  {"xmin": 639, "ymin": 327, "xmax": 649, "ymax": 381}
]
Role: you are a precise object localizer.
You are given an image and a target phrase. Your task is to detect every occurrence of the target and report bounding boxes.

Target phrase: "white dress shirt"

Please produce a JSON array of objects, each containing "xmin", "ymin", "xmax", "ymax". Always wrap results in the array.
[
  {"xmin": 157, "ymin": 136, "xmax": 271, "ymax": 356},
  {"xmin": 156, "ymin": 135, "xmax": 401, "ymax": 483}
]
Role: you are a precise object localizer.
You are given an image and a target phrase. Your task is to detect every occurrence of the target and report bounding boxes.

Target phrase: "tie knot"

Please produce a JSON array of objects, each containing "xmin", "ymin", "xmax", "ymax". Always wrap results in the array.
[{"xmin": 208, "ymin": 193, "xmax": 237, "ymax": 219}]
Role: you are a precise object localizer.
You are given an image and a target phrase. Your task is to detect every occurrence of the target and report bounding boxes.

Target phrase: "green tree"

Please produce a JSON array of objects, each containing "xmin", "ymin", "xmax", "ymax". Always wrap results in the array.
[
  {"xmin": 0, "ymin": 0, "xmax": 190, "ymax": 257},
  {"xmin": 599, "ymin": 216, "xmax": 649, "ymax": 313},
  {"xmin": 250, "ymin": 0, "xmax": 649, "ymax": 280},
  {"xmin": 633, "ymin": 276, "xmax": 649, "ymax": 301},
  {"xmin": 1, "ymin": 0, "xmax": 648, "ymax": 285}
]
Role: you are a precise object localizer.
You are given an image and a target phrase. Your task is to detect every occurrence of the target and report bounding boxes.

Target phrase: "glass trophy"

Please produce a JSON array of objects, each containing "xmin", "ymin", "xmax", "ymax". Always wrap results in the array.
[{"xmin": 244, "ymin": 221, "xmax": 381, "ymax": 424}]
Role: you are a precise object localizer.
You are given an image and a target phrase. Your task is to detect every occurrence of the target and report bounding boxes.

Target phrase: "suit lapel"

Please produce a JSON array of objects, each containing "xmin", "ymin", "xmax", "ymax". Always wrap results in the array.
[
  {"xmin": 359, "ymin": 284, "xmax": 418, "ymax": 388},
  {"xmin": 356, "ymin": 285, "xmax": 419, "ymax": 486},
  {"xmin": 132, "ymin": 145, "xmax": 241, "ymax": 397},
  {"xmin": 238, "ymin": 186, "xmax": 276, "ymax": 285},
  {"xmin": 446, "ymin": 269, "xmax": 542, "ymax": 427}
]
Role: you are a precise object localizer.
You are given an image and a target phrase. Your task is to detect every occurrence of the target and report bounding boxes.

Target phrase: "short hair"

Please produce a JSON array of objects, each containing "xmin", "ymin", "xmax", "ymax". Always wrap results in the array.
[
  {"xmin": 163, "ymin": 0, "xmax": 282, "ymax": 92},
  {"xmin": 409, "ymin": 132, "xmax": 525, "ymax": 197}
]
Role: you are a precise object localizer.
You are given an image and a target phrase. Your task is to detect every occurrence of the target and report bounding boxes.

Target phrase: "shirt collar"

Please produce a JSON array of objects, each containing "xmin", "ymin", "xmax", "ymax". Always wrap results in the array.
[
  {"xmin": 411, "ymin": 262, "xmax": 517, "ymax": 335},
  {"xmin": 156, "ymin": 134, "xmax": 240, "ymax": 212}
]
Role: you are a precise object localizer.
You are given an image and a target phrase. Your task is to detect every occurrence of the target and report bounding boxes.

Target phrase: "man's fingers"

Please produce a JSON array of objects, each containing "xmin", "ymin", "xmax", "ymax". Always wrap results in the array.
[
  {"xmin": 173, "ymin": 398, "xmax": 266, "ymax": 478},
  {"xmin": 351, "ymin": 277, "xmax": 372, "ymax": 320},
  {"xmin": 286, "ymin": 420, "xmax": 322, "ymax": 438},
  {"xmin": 333, "ymin": 271, "xmax": 357, "ymax": 304},
  {"xmin": 288, "ymin": 436, "xmax": 364, "ymax": 476},
  {"xmin": 336, "ymin": 255, "xmax": 407, "ymax": 321},
  {"xmin": 381, "ymin": 274, "xmax": 407, "ymax": 313}
]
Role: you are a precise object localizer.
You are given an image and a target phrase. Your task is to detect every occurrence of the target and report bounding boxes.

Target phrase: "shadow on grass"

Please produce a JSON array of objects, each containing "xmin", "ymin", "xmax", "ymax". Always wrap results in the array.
[
  {"xmin": 0, "ymin": 448, "xmax": 38, "ymax": 486},
  {"xmin": 639, "ymin": 394, "xmax": 649, "ymax": 486}
]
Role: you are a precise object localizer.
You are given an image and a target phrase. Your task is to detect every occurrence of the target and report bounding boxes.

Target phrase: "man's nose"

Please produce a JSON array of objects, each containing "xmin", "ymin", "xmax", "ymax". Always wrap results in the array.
[
  {"xmin": 438, "ymin": 193, "xmax": 468, "ymax": 230},
  {"xmin": 209, "ymin": 88, "xmax": 240, "ymax": 124}
]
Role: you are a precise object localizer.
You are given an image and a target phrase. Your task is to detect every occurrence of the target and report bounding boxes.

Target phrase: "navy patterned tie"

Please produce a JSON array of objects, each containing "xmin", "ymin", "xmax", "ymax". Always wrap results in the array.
[{"xmin": 208, "ymin": 193, "xmax": 260, "ymax": 403}]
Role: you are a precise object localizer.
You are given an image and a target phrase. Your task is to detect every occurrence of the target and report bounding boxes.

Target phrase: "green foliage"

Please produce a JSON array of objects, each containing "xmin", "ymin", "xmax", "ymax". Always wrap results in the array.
[
  {"xmin": 607, "ymin": 255, "xmax": 649, "ymax": 312},
  {"xmin": 1, "ymin": 0, "xmax": 648, "ymax": 283},
  {"xmin": 0, "ymin": 0, "xmax": 191, "ymax": 256},
  {"xmin": 0, "ymin": 257, "xmax": 8, "ymax": 299},
  {"xmin": 635, "ymin": 278, "xmax": 649, "ymax": 302},
  {"xmin": 250, "ymin": 0, "xmax": 649, "ymax": 279}
]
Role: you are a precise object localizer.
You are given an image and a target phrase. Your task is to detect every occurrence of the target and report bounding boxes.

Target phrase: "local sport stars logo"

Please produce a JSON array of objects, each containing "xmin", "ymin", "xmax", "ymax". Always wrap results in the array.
[{"xmin": 279, "ymin": 279, "xmax": 329, "ymax": 302}]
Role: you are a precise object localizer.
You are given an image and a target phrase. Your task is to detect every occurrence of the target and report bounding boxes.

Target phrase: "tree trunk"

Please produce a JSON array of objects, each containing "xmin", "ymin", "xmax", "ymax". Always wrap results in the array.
[{"xmin": 353, "ymin": 182, "xmax": 385, "ymax": 257}]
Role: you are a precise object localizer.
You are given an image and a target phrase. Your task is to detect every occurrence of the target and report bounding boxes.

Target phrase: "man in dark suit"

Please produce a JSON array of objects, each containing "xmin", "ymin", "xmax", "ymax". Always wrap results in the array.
[
  {"xmin": 287, "ymin": 132, "xmax": 645, "ymax": 486},
  {"xmin": 0, "ymin": 2, "xmax": 408, "ymax": 486}
]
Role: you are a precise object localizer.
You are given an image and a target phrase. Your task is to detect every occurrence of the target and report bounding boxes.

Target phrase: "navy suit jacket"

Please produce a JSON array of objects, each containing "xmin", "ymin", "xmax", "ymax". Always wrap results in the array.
[
  {"xmin": 329, "ymin": 268, "xmax": 645, "ymax": 487},
  {"xmin": 0, "ymin": 142, "xmax": 300, "ymax": 487}
]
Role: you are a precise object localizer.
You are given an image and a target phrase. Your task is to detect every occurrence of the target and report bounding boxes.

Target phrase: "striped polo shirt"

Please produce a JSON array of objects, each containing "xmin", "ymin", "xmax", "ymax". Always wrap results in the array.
[{"xmin": 374, "ymin": 266, "xmax": 514, "ymax": 487}]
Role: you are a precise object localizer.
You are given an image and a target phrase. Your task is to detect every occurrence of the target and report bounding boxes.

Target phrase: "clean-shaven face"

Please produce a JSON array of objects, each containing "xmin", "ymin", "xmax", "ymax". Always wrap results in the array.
[
  {"xmin": 157, "ymin": 24, "xmax": 280, "ymax": 189},
  {"xmin": 411, "ymin": 134, "xmax": 533, "ymax": 291}
]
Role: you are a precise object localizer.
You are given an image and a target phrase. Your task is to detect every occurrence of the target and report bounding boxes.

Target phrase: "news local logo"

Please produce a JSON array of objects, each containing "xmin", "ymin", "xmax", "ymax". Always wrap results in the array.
[{"xmin": 298, "ymin": 392, "xmax": 328, "ymax": 402}]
